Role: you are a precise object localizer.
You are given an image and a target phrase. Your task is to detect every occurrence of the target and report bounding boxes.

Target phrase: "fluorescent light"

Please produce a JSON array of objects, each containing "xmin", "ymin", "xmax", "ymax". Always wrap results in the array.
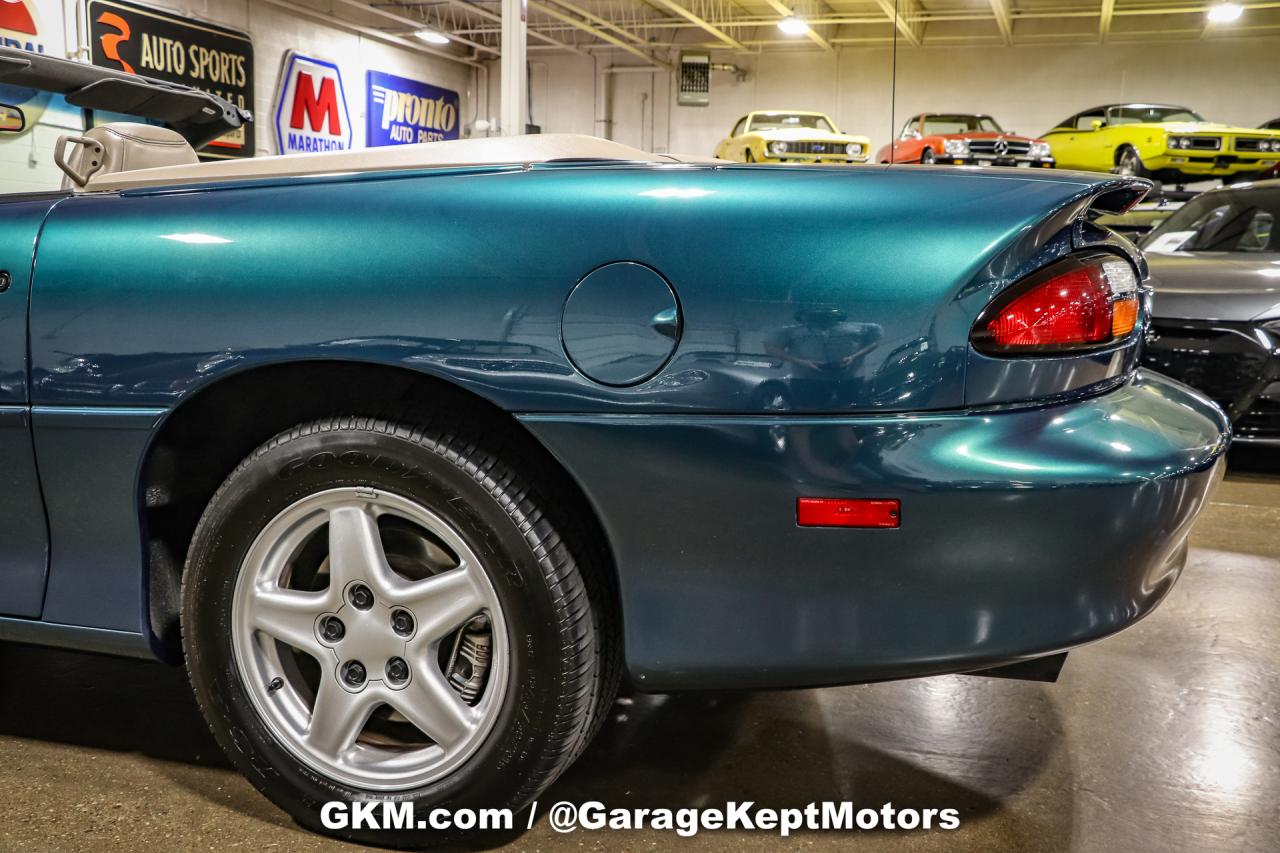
[
  {"xmin": 415, "ymin": 28, "xmax": 450, "ymax": 44},
  {"xmin": 159, "ymin": 233, "xmax": 231, "ymax": 245},
  {"xmin": 777, "ymin": 15, "xmax": 810, "ymax": 35},
  {"xmin": 1207, "ymin": 2, "xmax": 1243, "ymax": 22},
  {"xmin": 639, "ymin": 188, "xmax": 715, "ymax": 199}
]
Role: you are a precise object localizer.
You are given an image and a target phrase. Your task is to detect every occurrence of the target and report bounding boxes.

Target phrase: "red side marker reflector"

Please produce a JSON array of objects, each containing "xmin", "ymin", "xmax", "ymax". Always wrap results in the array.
[{"xmin": 797, "ymin": 498, "xmax": 900, "ymax": 529}]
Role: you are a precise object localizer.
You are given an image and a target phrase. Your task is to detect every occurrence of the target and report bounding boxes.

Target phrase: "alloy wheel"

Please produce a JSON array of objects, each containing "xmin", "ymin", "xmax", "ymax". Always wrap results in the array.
[{"xmin": 230, "ymin": 487, "xmax": 509, "ymax": 791}]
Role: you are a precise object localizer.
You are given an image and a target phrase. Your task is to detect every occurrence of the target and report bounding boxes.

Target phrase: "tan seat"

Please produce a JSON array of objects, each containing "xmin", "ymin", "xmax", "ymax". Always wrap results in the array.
[{"xmin": 56, "ymin": 122, "xmax": 198, "ymax": 190}]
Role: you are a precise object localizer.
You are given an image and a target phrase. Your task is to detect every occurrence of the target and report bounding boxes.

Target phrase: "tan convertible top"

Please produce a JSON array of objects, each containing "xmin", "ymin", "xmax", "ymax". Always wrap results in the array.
[{"xmin": 84, "ymin": 133, "xmax": 693, "ymax": 192}]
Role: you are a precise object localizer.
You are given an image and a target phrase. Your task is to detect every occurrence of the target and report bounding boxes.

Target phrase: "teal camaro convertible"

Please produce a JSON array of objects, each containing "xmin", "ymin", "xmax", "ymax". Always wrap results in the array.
[{"xmin": 0, "ymin": 47, "xmax": 1228, "ymax": 846}]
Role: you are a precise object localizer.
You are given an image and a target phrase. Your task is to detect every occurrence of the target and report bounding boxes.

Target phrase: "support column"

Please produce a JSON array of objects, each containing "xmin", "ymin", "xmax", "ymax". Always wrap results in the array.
[{"xmin": 500, "ymin": 0, "xmax": 527, "ymax": 135}]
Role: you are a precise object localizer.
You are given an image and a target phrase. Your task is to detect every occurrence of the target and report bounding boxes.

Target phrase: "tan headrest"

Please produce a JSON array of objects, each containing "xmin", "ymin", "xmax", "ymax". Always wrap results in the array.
[{"xmin": 58, "ymin": 122, "xmax": 198, "ymax": 190}]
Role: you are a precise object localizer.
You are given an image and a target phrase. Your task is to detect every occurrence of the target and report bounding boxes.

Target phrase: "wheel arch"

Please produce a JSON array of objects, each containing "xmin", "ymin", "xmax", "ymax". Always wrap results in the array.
[
  {"xmin": 1114, "ymin": 141, "xmax": 1142, "ymax": 164},
  {"xmin": 138, "ymin": 359, "xmax": 621, "ymax": 662}
]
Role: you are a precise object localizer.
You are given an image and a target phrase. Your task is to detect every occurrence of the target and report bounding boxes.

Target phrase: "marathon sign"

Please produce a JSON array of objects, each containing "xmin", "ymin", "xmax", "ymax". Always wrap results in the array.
[
  {"xmin": 87, "ymin": 0, "xmax": 255, "ymax": 158},
  {"xmin": 366, "ymin": 70, "xmax": 460, "ymax": 146},
  {"xmin": 274, "ymin": 51, "xmax": 351, "ymax": 154}
]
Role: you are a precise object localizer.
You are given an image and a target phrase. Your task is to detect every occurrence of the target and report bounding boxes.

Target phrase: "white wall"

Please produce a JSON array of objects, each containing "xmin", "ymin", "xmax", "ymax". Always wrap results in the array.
[
  {"xmin": 1, "ymin": 0, "xmax": 477, "ymax": 192},
  {"xmin": 522, "ymin": 37, "xmax": 1280, "ymax": 161}
]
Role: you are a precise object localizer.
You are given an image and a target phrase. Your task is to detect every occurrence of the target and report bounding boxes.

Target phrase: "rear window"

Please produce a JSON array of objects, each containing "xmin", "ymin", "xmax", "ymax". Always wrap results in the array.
[{"xmin": 1142, "ymin": 188, "xmax": 1280, "ymax": 254}]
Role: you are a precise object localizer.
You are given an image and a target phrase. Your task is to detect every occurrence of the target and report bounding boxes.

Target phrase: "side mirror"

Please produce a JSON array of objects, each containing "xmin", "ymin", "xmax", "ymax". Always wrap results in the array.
[
  {"xmin": 0, "ymin": 104, "xmax": 26, "ymax": 134},
  {"xmin": 1090, "ymin": 119, "xmax": 1105, "ymax": 131}
]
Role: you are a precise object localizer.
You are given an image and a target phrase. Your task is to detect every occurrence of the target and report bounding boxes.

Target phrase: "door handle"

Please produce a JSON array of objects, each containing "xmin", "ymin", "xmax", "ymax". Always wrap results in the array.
[{"xmin": 0, "ymin": 270, "xmax": 11, "ymax": 293}]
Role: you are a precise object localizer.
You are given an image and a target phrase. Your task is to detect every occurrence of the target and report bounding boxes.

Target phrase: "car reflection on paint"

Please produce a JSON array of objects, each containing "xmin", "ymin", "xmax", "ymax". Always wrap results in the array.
[{"xmin": 1141, "ymin": 179, "xmax": 1280, "ymax": 446}]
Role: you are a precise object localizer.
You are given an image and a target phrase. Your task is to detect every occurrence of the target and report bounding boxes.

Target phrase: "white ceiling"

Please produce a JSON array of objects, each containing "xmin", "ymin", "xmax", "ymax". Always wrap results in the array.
[{"xmin": 350, "ymin": 0, "xmax": 1280, "ymax": 60}]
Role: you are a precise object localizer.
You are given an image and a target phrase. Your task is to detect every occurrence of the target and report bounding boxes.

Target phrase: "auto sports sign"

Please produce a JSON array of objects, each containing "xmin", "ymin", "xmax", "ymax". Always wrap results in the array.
[
  {"xmin": 366, "ymin": 70, "xmax": 460, "ymax": 146},
  {"xmin": 86, "ymin": 0, "xmax": 255, "ymax": 158},
  {"xmin": 275, "ymin": 51, "xmax": 351, "ymax": 155}
]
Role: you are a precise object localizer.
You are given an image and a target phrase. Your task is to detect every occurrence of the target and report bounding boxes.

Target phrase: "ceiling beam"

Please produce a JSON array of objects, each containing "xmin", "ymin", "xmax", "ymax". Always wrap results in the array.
[
  {"xmin": 331, "ymin": 0, "xmax": 499, "ymax": 56},
  {"xmin": 1099, "ymin": 0, "xmax": 1116, "ymax": 41},
  {"xmin": 760, "ymin": 0, "xmax": 833, "ymax": 50},
  {"xmin": 528, "ymin": 1, "xmax": 674, "ymax": 68},
  {"xmin": 987, "ymin": 0, "xmax": 1013, "ymax": 45},
  {"xmin": 544, "ymin": 0, "xmax": 651, "ymax": 46},
  {"xmin": 347, "ymin": 0, "xmax": 583, "ymax": 53},
  {"xmin": 258, "ymin": 0, "xmax": 482, "ymax": 67},
  {"xmin": 644, "ymin": 0, "xmax": 747, "ymax": 51},
  {"xmin": 873, "ymin": 0, "xmax": 921, "ymax": 47}
]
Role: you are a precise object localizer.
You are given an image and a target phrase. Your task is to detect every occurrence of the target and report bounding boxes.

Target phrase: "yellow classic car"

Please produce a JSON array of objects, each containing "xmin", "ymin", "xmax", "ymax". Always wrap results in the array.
[
  {"xmin": 714, "ymin": 111, "xmax": 871, "ymax": 164},
  {"xmin": 1043, "ymin": 103, "xmax": 1280, "ymax": 184}
]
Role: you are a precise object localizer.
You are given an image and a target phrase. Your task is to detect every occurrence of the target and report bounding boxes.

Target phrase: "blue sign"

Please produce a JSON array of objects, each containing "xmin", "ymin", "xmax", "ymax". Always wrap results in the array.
[{"xmin": 366, "ymin": 70, "xmax": 460, "ymax": 146}]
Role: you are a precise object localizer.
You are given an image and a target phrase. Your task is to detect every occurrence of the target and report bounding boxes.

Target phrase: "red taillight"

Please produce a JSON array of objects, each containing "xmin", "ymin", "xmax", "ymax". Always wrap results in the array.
[
  {"xmin": 797, "ymin": 498, "xmax": 900, "ymax": 529},
  {"xmin": 986, "ymin": 265, "xmax": 1112, "ymax": 348},
  {"xmin": 973, "ymin": 253, "xmax": 1140, "ymax": 355}
]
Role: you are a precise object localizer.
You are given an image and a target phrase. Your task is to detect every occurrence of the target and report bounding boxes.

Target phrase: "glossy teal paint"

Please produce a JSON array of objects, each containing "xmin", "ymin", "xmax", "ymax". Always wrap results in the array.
[
  {"xmin": 31, "ymin": 406, "xmax": 164, "ymax": 631},
  {"xmin": 522, "ymin": 370, "xmax": 1229, "ymax": 689},
  {"xmin": 561, "ymin": 261, "xmax": 680, "ymax": 387},
  {"xmin": 0, "ymin": 194, "xmax": 61, "ymax": 617},
  {"xmin": 0, "ymin": 161, "xmax": 1230, "ymax": 682},
  {"xmin": 28, "ymin": 164, "xmax": 1145, "ymax": 414}
]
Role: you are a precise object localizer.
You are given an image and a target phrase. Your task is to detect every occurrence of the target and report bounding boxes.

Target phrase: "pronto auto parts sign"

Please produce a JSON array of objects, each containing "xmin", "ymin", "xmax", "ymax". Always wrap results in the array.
[
  {"xmin": 274, "ymin": 51, "xmax": 351, "ymax": 154},
  {"xmin": 87, "ymin": 0, "xmax": 255, "ymax": 158},
  {"xmin": 366, "ymin": 70, "xmax": 459, "ymax": 146}
]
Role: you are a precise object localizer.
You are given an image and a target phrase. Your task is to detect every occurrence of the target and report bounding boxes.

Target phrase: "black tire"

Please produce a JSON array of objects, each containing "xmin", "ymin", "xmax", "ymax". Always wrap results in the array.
[
  {"xmin": 744, "ymin": 148, "xmax": 756, "ymax": 163},
  {"xmin": 920, "ymin": 148, "xmax": 935, "ymax": 165},
  {"xmin": 1115, "ymin": 145, "xmax": 1149, "ymax": 178},
  {"xmin": 182, "ymin": 415, "xmax": 616, "ymax": 847}
]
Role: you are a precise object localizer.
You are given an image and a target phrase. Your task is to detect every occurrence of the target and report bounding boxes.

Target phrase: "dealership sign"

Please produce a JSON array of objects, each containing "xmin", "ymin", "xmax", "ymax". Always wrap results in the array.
[
  {"xmin": 0, "ymin": 0, "xmax": 43, "ymax": 53},
  {"xmin": 274, "ymin": 51, "xmax": 351, "ymax": 154},
  {"xmin": 0, "ymin": 0, "xmax": 53, "ymax": 131},
  {"xmin": 87, "ymin": 0, "xmax": 255, "ymax": 158},
  {"xmin": 366, "ymin": 70, "xmax": 460, "ymax": 146}
]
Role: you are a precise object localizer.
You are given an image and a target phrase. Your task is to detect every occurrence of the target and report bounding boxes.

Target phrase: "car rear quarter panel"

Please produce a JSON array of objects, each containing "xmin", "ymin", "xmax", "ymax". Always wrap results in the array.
[
  {"xmin": 22, "ymin": 164, "xmax": 1156, "ymax": 645},
  {"xmin": 28, "ymin": 165, "xmax": 1136, "ymax": 415}
]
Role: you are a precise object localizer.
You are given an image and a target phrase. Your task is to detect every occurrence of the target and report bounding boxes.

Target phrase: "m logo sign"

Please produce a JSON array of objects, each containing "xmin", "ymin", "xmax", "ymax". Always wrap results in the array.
[{"xmin": 274, "ymin": 51, "xmax": 351, "ymax": 154}]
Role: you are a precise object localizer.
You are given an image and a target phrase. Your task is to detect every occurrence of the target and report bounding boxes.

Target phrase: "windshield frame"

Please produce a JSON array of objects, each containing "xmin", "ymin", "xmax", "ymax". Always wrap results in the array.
[
  {"xmin": 1106, "ymin": 104, "xmax": 1205, "ymax": 126},
  {"xmin": 921, "ymin": 114, "xmax": 1003, "ymax": 135},
  {"xmin": 747, "ymin": 113, "xmax": 837, "ymax": 134}
]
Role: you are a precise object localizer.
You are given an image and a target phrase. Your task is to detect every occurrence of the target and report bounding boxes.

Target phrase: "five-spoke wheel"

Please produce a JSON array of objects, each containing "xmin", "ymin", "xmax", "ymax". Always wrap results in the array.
[
  {"xmin": 232, "ymin": 488, "xmax": 507, "ymax": 790},
  {"xmin": 182, "ymin": 415, "xmax": 615, "ymax": 846}
]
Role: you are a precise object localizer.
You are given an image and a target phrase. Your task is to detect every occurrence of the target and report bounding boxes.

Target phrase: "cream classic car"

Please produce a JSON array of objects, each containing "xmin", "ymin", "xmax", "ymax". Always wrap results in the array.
[{"xmin": 714, "ymin": 110, "xmax": 871, "ymax": 164}]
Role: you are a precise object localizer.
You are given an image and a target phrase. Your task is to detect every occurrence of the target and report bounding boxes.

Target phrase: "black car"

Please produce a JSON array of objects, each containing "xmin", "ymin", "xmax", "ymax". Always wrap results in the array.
[{"xmin": 1142, "ymin": 181, "xmax": 1280, "ymax": 446}]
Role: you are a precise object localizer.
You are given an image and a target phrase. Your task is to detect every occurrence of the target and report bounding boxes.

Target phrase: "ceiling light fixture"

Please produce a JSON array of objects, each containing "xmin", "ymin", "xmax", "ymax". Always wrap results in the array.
[
  {"xmin": 1207, "ymin": 2, "xmax": 1244, "ymax": 23},
  {"xmin": 415, "ymin": 28, "xmax": 451, "ymax": 44},
  {"xmin": 777, "ymin": 15, "xmax": 810, "ymax": 36}
]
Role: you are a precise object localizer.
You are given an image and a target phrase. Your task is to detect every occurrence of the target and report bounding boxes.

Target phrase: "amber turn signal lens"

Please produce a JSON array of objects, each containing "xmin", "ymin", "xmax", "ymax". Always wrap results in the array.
[{"xmin": 1111, "ymin": 296, "xmax": 1138, "ymax": 338}]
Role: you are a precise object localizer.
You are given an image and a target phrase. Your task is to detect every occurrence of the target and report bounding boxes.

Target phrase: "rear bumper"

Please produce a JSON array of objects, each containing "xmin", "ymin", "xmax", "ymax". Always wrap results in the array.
[
  {"xmin": 522, "ymin": 370, "xmax": 1229, "ymax": 690},
  {"xmin": 1144, "ymin": 317, "xmax": 1280, "ymax": 444}
]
